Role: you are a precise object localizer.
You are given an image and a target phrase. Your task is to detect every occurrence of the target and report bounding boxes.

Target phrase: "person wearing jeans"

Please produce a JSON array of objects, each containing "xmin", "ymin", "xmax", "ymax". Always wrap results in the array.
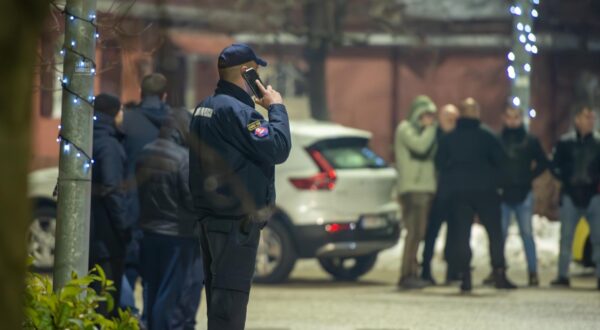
[
  {"xmin": 501, "ymin": 192, "xmax": 538, "ymax": 284},
  {"xmin": 498, "ymin": 105, "xmax": 549, "ymax": 286},
  {"xmin": 551, "ymin": 105, "xmax": 600, "ymax": 290},
  {"xmin": 556, "ymin": 195, "xmax": 600, "ymax": 286}
]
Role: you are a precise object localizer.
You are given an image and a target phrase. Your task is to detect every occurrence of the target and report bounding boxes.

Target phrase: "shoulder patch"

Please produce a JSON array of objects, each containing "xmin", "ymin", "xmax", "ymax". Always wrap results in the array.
[
  {"xmin": 254, "ymin": 126, "xmax": 269, "ymax": 138},
  {"xmin": 194, "ymin": 107, "xmax": 213, "ymax": 118},
  {"xmin": 247, "ymin": 120, "xmax": 261, "ymax": 131}
]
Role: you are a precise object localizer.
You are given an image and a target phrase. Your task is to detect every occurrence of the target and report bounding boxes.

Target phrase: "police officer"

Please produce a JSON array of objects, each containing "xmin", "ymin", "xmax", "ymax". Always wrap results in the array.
[{"xmin": 189, "ymin": 44, "xmax": 291, "ymax": 330}]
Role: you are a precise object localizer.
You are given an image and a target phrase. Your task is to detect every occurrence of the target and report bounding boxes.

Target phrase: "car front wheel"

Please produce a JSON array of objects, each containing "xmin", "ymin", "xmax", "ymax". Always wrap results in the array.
[
  {"xmin": 318, "ymin": 253, "xmax": 378, "ymax": 281},
  {"xmin": 28, "ymin": 204, "xmax": 57, "ymax": 272},
  {"xmin": 254, "ymin": 220, "xmax": 297, "ymax": 283}
]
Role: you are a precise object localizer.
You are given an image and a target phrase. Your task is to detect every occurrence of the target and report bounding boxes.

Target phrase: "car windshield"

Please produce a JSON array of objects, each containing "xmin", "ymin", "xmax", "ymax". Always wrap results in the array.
[{"xmin": 310, "ymin": 137, "xmax": 387, "ymax": 169}]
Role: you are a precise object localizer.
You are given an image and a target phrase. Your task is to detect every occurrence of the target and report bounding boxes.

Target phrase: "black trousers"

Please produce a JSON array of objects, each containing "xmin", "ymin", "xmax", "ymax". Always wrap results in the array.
[
  {"xmin": 421, "ymin": 193, "xmax": 452, "ymax": 275},
  {"xmin": 446, "ymin": 190, "xmax": 506, "ymax": 275},
  {"xmin": 89, "ymin": 257, "xmax": 124, "ymax": 317},
  {"xmin": 199, "ymin": 217, "xmax": 261, "ymax": 330}
]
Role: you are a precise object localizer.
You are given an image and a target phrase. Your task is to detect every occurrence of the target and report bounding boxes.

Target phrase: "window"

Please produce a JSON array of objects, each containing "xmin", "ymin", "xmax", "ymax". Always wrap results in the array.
[{"xmin": 310, "ymin": 137, "xmax": 387, "ymax": 169}]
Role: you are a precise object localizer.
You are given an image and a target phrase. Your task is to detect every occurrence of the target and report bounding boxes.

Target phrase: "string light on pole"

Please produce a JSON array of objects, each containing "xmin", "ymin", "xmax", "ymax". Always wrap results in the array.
[
  {"xmin": 507, "ymin": 0, "xmax": 540, "ymax": 121},
  {"xmin": 51, "ymin": 2, "xmax": 99, "ymax": 175}
]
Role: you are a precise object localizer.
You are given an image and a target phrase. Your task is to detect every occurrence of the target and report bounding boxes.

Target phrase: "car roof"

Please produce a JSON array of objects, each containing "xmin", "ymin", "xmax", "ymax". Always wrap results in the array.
[{"xmin": 290, "ymin": 120, "xmax": 372, "ymax": 143}]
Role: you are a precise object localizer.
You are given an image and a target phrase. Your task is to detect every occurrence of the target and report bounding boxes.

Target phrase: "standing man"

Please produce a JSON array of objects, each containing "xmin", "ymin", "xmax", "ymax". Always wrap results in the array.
[
  {"xmin": 89, "ymin": 93, "xmax": 130, "ymax": 316},
  {"xmin": 550, "ymin": 105, "xmax": 600, "ymax": 290},
  {"xmin": 394, "ymin": 95, "xmax": 438, "ymax": 289},
  {"xmin": 137, "ymin": 109, "xmax": 203, "ymax": 329},
  {"xmin": 120, "ymin": 73, "xmax": 171, "ymax": 314},
  {"xmin": 436, "ymin": 98, "xmax": 516, "ymax": 292},
  {"xmin": 421, "ymin": 104, "xmax": 459, "ymax": 285},
  {"xmin": 189, "ymin": 44, "xmax": 291, "ymax": 329},
  {"xmin": 499, "ymin": 105, "xmax": 549, "ymax": 286}
]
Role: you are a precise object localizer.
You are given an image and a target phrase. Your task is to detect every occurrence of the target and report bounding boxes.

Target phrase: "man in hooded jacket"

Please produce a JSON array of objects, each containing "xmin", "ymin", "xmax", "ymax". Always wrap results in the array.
[
  {"xmin": 120, "ymin": 73, "xmax": 171, "ymax": 315},
  {"xmin": 394, "ymin": 95, "xmax": 438, "ymax": 289}
]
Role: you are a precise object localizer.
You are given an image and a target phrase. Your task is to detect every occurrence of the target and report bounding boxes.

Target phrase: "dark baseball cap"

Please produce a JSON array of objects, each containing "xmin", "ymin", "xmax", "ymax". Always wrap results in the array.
[{"xmin": 218, "ymin": 43, "xmax": 267, "ymax": 68}]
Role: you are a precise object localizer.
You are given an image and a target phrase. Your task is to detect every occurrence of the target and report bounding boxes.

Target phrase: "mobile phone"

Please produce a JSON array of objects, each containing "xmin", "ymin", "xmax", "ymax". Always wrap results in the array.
[{"xmin": 242, "ymin": 67, "xmax": 264, "ymax": 98}]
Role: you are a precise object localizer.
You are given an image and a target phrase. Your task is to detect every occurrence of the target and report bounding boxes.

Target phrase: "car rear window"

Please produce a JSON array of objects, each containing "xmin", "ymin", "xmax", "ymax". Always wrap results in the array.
[{"xmin": 309, "ymin": 137, "xmax": 387, "ymax": 169}]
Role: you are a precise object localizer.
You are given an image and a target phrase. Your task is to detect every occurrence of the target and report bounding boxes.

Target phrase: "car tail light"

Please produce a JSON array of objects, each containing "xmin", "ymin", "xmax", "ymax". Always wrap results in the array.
[
  {"xmin": 325, "ymin": 223, "xmax": 353, "ymax": 233},
  {"xmin": 289, "ymin": 149, "xmax": 337, "ymax": 190}
]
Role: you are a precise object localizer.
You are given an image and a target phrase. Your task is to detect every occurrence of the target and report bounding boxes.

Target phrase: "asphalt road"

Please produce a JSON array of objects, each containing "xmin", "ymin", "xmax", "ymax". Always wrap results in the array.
[
  {"xmin": 193, "ymin": 253, "xmax": 600, "ymax": 330},
  {"xmin": 132, "ymin": 220, "xmax": 598, "ymax": 330}
]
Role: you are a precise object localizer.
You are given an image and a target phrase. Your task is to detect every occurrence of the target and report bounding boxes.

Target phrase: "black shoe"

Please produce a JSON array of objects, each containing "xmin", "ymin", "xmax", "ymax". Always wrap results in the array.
[
  {"xmin": 494, "ymin": 269, "xmax": 517, "ymax": 289},
  {"xmin": 421, "ymin": 271, "xmax": 437, "ymax": 286},
  {"xmin": 460, "ymin": 272, "xmax": 472, "ymax": 293},
  {"xmin": 550, "ymin": 277, "xmax": 570, "ymax": 288},
  {"xmin": 597, "ymin": 278, "xmax": 600, "ymax": 291},
  {"xmin": 398, "ymin": 277, "xmax": 429, "ymax": 290},
  {"xmin": 529, "ymin": 273, "xmax": 539, "ymax": 287},
  {"xmin": 482, "ymin": 271, "xmax": 495, "ymax": 286}
]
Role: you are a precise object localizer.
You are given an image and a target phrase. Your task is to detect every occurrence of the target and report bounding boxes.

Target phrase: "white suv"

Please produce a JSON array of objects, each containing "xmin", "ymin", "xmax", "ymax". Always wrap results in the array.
[{"xmin": 27, "ymin": 120, "xmax": 401, "ymax": 281}]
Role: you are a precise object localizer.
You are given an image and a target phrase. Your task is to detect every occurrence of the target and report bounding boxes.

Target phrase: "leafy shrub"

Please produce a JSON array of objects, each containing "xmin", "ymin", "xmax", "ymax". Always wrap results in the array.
[{"xmin": 23, "ymin": 265, "xmax": 140, "ymax": 329}]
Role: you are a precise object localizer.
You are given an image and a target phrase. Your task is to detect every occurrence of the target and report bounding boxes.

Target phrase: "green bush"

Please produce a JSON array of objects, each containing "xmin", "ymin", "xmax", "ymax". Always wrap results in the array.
[{"xmin": 23, "ymin": 265, "xmax": 140, "ymax": 330}]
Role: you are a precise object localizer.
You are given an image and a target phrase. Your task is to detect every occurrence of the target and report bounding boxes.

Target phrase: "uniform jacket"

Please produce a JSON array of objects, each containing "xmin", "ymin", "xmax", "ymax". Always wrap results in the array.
[{"xmin": 189, "ymin": 80, "xmax": 291, "ymax": 219}]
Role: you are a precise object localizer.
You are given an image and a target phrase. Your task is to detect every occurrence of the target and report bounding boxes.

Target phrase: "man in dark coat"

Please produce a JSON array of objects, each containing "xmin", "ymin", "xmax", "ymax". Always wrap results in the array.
[
  {"xmin": 190, "ymin": 44, "xmax": 291, "ymax": 330},
  {"xmin": 435, "ymin": 98, "xmax": 516, "ymax": 292},
  {"xmin": 550, "ymin": 105, "xmax": 600, "ymax": 290},
  {"xmin": 137, "ymin": 109, "xmax": 203, "ymax": 329},
  {"xmin": 498, "ymin": 105, "xmax": 549, "ymax": 286},
  {"xmin": 89, "ymin": 93, "xmax": 130, "ymax": 316},
  {"xmin": 119, "ymin": 73, "xmax": 171, "ymax": 313},
  {"xmin": 421, "ymin": 104, "xmax": 459, "ymax": 285}
]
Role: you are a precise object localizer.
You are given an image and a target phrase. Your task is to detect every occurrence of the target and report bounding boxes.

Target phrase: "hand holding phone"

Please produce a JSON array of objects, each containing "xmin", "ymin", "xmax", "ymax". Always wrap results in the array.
[
  {"xmin": 242, "ymin": 68, "xmax": 264, "ymax": 98},
  {"xmin": 254, "ymin": 80, "xmax": 283, "ymax": 110}
]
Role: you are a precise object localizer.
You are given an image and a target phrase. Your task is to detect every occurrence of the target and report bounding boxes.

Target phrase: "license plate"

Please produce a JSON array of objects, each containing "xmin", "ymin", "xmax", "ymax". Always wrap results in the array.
[{"xmin": 361, "ymin": 215, "xmax": 388, "ymax": 229}]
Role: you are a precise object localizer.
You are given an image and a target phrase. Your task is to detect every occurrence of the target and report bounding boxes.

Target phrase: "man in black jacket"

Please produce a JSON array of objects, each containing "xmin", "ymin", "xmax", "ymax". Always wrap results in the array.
[
  {"xmin": 498, "ymin": 106, "xmax": 549, "ymax": 286},
  {"xmin": 551, "ymin": 105, "xmax": 600, "ymax": 290},
  {"xmin": 89, "ymin": 93, "xmax": 130, "ymax": 316},
  {"xmin": 190, "ymin": 44, "xmax": 291, "ymax": 330},
  {"xmin": 436, "ymin": 98, "xmax": 516, "ymax": 292},
  {"xmin": 421, "ymin": 103, "xmax": 459, "ymax": 284},
  {"xmin": 120, "ymin": 73, "xmax": 171, "ymax": 313},
  {"xmin": 137, "ymin": 109, "xmax": 202, "ymax": 329}
]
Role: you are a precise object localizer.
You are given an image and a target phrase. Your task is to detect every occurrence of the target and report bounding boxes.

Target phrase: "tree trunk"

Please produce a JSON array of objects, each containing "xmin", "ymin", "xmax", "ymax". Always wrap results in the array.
[
  {"xmin": 305, "ymin": 47, "xmax": 329, "ymax": 121},
  {"xmin": 0, "ymin": 0, "xmax": 48, "ymax": 328}
]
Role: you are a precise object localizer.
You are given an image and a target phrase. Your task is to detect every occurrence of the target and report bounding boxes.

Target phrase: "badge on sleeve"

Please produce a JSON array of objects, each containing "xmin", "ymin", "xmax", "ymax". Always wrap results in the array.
[
  {"xmin": 254, "ymin": 126, "xmax": 269, "ymax": 138},
  {"xmin": 247, "ymin": 120, "xmax": 261, "ymax": 131}
]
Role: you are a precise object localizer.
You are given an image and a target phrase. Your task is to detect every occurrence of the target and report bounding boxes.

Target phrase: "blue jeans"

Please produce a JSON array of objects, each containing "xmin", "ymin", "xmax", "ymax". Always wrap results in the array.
[
  {"xmin": 141, "ymin": 232, "xmax": 203, "ymax": 330},
  {"xmin": 501, "ymin": 192, "xmax": 537, "ymax": 273},
  {"xmin": 558, "ymin": 195, "xmax": 600, "ymax": 278}
]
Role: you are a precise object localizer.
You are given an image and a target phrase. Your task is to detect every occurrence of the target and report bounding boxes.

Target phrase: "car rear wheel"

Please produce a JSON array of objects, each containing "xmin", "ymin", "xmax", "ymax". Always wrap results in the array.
[
  {"xmin": 318, "ymin": 253, "xmax": 378, "ymax": 281},
  {"xmin": 28, "ymin": 204, "xmax": 56, "ymax": 272},
  {"xmin": 254, "ymin": 220, "xmax": 297, "ymax": 283}
]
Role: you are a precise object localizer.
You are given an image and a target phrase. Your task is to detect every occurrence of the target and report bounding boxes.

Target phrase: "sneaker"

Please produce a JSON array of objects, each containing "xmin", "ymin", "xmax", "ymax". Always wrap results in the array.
[
  {"xmin": 529, "ymin": 273, "xmax": 539, "ymax": 287},
  {"xmin": 494, "ymin": 269, "xmax": 517, "ymax": 290},
  {"xmin": 597, "ymin": 278, "xmax": 600, "ymax": 291},
  {"xmin": 398, "ymin": 277, "xmax": 429, "ymax": 290},
  {"xmin": 550, "ymin": 277, "xmax": 570, "ymax": 288}
]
